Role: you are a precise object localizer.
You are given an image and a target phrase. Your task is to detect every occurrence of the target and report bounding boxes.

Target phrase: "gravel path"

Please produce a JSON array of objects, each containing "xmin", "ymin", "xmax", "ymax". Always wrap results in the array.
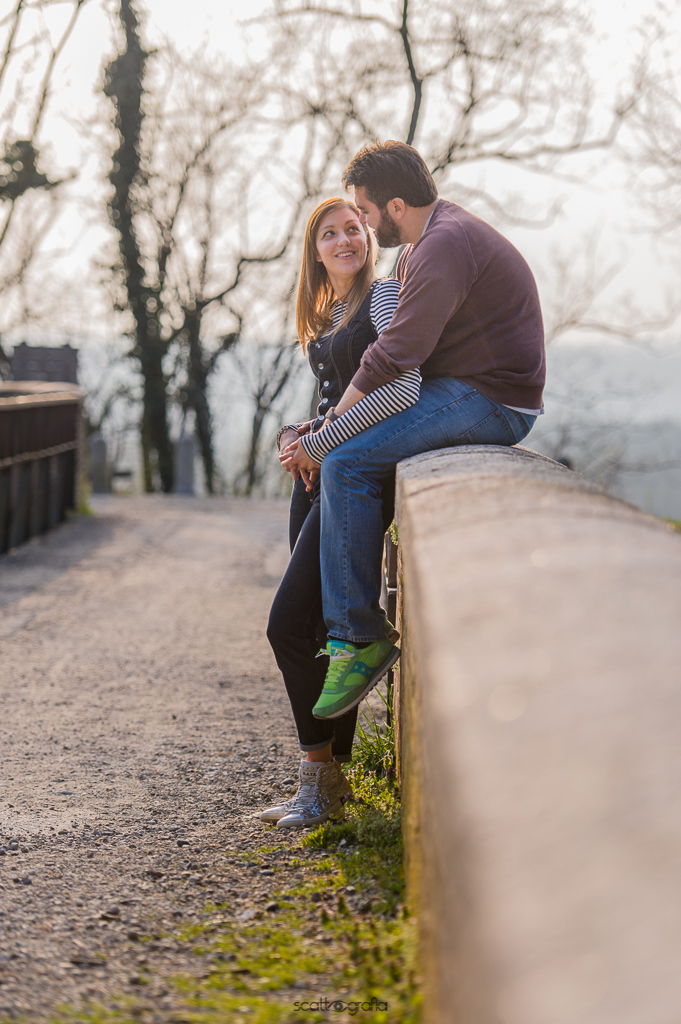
[{"xmin": 0, "ymin": 495, "xmax": 317, "ymax": 1020}]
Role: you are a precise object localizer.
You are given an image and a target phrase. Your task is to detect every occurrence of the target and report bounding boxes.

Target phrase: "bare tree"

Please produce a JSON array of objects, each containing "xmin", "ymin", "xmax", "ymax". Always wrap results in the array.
[
  {"xmin": 103, "ymin": 3, "xmax": 267, "ymax": 492},
  {"xmin": 97, "ymin": 0, "xmax": 662, "ymax": 496},
  {"xmin": 627, "ymin": 1, "xmax": 681, "ymax": 232},
  {"xmin": 220, "ymin": 0, "xmax": 681, "ymax": 501},
  {"xmin": 79, "ymin": 338, "xmax": 140, "ymax": 479},
  {"xmin": 101, "ymin": 27, "xmax": 310, "ymax": 492},
  {"xmin": 232, "ymin": 335, "xmax": 304, "ymax": 495},
  {"xmin": 0, "ymin": 0, "xmax": 89, "ymax": 368},
  {"xmin": 100, "ymin": 18, "xmax": 362, "ymax": 492},
  {"xmin": 528, "ymin": 342, "xmax": 681, "ymax": 493},
  {"xmin": 252, "ymin": 0, "xmax": 644, "ymax": 225},
  {"xmin": 527, "ymin": 225, "xmax": 681, "ymax": 498},
  {"xmin": 541, "ymin": 232, "xmax": 681, "ymax": 345},
  {"xmin": 104, "ymin": 0, "xmax": 178, "ymax": 491}
]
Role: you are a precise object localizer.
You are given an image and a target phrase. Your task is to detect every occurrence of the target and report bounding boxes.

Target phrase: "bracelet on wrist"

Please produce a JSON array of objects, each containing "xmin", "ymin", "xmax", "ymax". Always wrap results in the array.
[{"xmin": 276, "ymin": 424, "xmax": 300, "ymax": 452}]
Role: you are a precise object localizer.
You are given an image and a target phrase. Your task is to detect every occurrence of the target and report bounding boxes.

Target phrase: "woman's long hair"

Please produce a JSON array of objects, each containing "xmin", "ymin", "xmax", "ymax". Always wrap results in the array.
[{"xmin": 296, "ymin": 197, "xmax": 377, "ymax": 351}]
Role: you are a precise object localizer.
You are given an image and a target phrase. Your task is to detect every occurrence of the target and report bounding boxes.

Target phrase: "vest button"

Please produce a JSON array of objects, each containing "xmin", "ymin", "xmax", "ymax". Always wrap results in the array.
[
  {"xmin": 323, "ymin": 381, "xmax": 329, "ymax": 387},
  {"xmin": 321, "ymin": 398, "xmax": 328, "ymax": 404},
  {"xmin": 318, "ymin": 362, "xmax": 324, "ymax": 369}
]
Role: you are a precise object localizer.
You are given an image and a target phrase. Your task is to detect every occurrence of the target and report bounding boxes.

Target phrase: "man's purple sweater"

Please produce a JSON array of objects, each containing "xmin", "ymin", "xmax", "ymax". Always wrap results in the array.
[{"xmin": 351, "ymin": 199, "xmax": 546, "ymax": 410}]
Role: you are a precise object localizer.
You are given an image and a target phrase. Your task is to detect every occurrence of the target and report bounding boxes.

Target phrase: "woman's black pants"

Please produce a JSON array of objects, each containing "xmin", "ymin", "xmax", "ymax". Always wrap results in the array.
[{"xmin": 267, "ymin": 475, "xmax": 394, "ymax": 761}]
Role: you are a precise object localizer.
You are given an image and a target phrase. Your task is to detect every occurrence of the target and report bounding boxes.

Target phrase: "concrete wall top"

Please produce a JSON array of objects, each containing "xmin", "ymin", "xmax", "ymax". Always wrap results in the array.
[{"xmin": 396, "ymin": 444, "xmax": 681, "ymax": 1024}]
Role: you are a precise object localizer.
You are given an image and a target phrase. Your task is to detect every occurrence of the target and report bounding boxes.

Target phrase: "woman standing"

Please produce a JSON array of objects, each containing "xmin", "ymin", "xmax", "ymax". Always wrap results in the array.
[{"xmin": 262, "ymin": 198, "xmax": 419, "ymax": 829}]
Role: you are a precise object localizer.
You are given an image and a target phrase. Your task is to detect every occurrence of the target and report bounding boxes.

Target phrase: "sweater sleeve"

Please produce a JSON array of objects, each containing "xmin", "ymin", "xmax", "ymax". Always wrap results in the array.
[
  {"xmin": 300, "ymin": 279, "xmax": 421, "ymax": 464},
  {"xmin": 351, "ymin": 212, "xmax": 479, "ymax": 394}
]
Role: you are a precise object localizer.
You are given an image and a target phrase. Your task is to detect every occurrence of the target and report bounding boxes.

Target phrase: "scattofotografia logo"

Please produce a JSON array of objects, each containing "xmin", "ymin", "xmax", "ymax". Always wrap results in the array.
[{"xmin": 293, "ymin": 997, "xmax": 388, "ymax": 1015}]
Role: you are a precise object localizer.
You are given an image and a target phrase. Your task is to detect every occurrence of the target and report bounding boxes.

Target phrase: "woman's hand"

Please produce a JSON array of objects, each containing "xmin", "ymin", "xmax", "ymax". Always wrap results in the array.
[
  {"xmin": 276, "ymin": 427, "xmax": 304, "ymax": 480},
  {"xmin": 279, "ymin": 438, "xmax": 321, "ymax": 491},
  {"xmin": 277, "ymin": 427, "xmax": 300, "ymax": 454}
]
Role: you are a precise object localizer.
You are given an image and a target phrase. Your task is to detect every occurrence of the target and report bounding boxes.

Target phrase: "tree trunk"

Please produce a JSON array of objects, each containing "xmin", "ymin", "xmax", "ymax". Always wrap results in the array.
[
  {"xmin": 242, "ymin": 404, "xmax": 267, "ymax": 496},
  {"xmin": 105, "ymin": 0, "xmax": 173, "ymax": 492},
  {"xmin": 182, "ymin": 312, "xmax": 216, "ymax": 494}
]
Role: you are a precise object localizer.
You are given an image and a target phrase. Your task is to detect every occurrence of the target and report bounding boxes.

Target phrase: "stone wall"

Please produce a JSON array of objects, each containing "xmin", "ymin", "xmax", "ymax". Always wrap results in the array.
[{"xmin": 394, "ymin": 444, "xmax": 681, "ymax": 1024}]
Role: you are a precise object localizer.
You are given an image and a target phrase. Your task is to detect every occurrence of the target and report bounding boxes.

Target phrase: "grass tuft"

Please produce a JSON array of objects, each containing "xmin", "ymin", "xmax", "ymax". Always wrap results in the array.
[{"xmin": 351, "ymin": 682, "xmax": 396, "ymax": 779}]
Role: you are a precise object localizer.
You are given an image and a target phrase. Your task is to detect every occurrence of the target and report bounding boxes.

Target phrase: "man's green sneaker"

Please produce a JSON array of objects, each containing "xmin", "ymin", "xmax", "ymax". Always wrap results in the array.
[{"xmin": 312, "ymin": 638, "xmax": 401, "ymax": 720}]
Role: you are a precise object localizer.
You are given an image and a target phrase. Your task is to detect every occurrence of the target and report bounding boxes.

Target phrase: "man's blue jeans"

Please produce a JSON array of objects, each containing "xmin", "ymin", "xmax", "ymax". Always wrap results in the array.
[{"xmin": 320, "ymin": 377, "xmax": 536, "ymax": 642}]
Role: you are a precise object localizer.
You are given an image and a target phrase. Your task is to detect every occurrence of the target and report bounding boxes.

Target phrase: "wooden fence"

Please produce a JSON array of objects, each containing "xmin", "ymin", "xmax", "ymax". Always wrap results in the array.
[{"xmin": 0, "ymin": 382, "xmax": 84, "ymax": 554}]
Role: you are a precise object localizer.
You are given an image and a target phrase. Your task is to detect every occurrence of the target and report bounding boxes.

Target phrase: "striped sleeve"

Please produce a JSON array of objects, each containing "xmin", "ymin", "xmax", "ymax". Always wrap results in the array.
[
  {"xmin": 301, "ymin": 280, "xmax": 421, "ymax": 464},
  {"xmin": 301, "ymin": 367, "xmax": 421, "ymax": 463},
  {"xmin": 370, "ymin": 277, "xmax": 402, "ymax": 335}
]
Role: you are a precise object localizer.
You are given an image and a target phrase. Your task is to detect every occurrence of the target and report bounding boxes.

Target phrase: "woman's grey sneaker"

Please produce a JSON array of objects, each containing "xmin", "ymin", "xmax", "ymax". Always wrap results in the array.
[
  {"xmin": 259, "ymin": 793, "xmax": 298, "ymax": 824},
  {"xmin": 276, "ymin": 759, "xmax": 352, "ymax": 829},
  {"xmin": 259, "ymin": 760, "xmax": 330, "ymax": 824}
]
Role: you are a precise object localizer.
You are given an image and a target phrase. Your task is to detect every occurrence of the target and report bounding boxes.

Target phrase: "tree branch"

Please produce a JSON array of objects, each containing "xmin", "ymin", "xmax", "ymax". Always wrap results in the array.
[
  {"xmin": 31, "ymin": 0, "xmax": 89, "ymax": 137},
  {"xmin": 399, "ymin": 0, "xmax": 422, "ymax": 145}
]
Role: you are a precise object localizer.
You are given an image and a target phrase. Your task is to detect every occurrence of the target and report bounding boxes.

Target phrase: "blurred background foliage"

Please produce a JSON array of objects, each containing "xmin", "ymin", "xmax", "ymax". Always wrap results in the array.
[{"xmin": 1, "ymin": 0, "xmax": 680, "ymax": 499}]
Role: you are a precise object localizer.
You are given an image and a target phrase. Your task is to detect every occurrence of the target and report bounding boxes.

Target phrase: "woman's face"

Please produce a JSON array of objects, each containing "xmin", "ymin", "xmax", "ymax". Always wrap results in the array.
[{"xmin": 315, "ymin": 207, "xmax": 367, "ymax": 294}]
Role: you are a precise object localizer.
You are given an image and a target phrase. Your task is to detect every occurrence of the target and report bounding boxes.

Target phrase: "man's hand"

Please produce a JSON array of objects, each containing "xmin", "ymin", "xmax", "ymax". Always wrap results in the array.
[{"xmin": 279, "ymin": 438, "xmax": 321, "ymax": 490}]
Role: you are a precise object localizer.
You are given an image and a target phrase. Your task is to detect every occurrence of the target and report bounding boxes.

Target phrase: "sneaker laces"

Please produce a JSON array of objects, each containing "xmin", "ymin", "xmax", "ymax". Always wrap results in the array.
[
  {"xmin": 330, "ymin": 648, "xmax": 354, "ymax": 661},
  {"xmin": 324, "ymin": 647, "xmax": 354, "ymax": 687},
  {"xmin": 290, "ymin": 767, "xmax": 320, "ymax": 810}
]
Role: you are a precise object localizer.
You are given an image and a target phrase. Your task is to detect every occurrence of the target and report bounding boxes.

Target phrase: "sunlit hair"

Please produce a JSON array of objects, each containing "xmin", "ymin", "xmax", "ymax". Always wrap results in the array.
[
  {"xmin": 342, "ymin": 140, "xmax": 438, "ymax": 209},
  {"xmin": 296, "ymin": 197, "xmax": 377, "ymax": 350}
]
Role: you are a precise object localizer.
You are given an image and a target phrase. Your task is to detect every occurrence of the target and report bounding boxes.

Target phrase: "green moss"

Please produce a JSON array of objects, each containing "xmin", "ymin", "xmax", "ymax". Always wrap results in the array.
[
  {"xmin": 167, "ymin": 899, "xmax": 419, "ymax": 1023},
  {"xmin": 53, "ymin": 875, "xmax": 419, "ymax": 1023},
  {"xmin": 75, "ymin": 479, "xmax": 95, "ymax": 516},
  {"xmin": 50, "ymin": 1003, "xmax": 147, "ymax": 1024},
  {"xmin": 52, "ymin": 704, "xmax": 420, "ymax": 1024},
  {"xmin": 300, "ymin": 763, "xmax": 403, "ymax": 915}
]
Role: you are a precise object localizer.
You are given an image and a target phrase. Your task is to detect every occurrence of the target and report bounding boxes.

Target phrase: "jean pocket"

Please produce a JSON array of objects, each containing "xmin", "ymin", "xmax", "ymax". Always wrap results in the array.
[
  {"xmin": 456, "ymin": 406, "xmax": 518, "ymax": 447},
  {"xmin": 504, "ymin": 409, "xmax": 536, "ymax": 444},
  {"xmin": 413, "ymin": 390, "xmax": 535, "ymax": 450}
]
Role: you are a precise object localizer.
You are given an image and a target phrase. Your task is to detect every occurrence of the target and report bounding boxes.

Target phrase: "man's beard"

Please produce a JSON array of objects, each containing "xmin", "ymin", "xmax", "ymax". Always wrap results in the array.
[{"xmin": 375, "ymin": 207, "xmax": 403, "ymax": 249}]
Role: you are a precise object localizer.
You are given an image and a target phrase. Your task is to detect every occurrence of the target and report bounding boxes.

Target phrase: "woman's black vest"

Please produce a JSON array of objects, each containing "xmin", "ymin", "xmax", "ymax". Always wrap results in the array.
[{"xmin": 308, "ymin": 283, "xmax": 378, "ymax": 417}]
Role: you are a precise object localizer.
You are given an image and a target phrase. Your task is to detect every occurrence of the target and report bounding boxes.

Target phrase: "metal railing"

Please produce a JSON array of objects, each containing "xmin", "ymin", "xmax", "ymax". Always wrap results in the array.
[
  {"xmin": 381, "ymin": 531, "xmax": 399, "ymax": 730},
  {"xmin": 0, "ymin": 382, "xmax": 84, "ymax": 554}
]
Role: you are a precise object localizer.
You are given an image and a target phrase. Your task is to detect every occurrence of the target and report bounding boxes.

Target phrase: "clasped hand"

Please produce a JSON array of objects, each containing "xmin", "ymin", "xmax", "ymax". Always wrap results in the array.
[{"xmin": 278, "ymin": 427, "xmax": 321, "ymax": 490}]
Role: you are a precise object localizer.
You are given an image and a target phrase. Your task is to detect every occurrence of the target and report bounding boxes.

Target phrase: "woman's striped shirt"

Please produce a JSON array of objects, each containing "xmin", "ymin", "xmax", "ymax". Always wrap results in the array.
[{"xmin": 301, "ymin": 279, "xmax": 421, "ymax": 463}]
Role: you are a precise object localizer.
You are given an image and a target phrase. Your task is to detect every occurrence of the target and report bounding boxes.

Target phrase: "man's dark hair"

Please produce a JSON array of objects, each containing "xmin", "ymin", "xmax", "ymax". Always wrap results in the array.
[{"xmin": 342, "ymin": 140, "xmax": 438, "ymax": 209}]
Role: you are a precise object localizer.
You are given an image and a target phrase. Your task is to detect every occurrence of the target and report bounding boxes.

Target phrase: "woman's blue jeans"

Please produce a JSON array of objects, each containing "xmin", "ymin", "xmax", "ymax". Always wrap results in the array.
[{"xmin": 319, "ymin": 377, "xmax": 536, "ymax": 642}]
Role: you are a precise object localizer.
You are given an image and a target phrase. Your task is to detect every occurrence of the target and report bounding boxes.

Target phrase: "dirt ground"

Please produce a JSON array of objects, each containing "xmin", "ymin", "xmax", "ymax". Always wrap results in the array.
[{"xmin": 0, "ymin": 495, "xmax": 323, "ymax": 1020}]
